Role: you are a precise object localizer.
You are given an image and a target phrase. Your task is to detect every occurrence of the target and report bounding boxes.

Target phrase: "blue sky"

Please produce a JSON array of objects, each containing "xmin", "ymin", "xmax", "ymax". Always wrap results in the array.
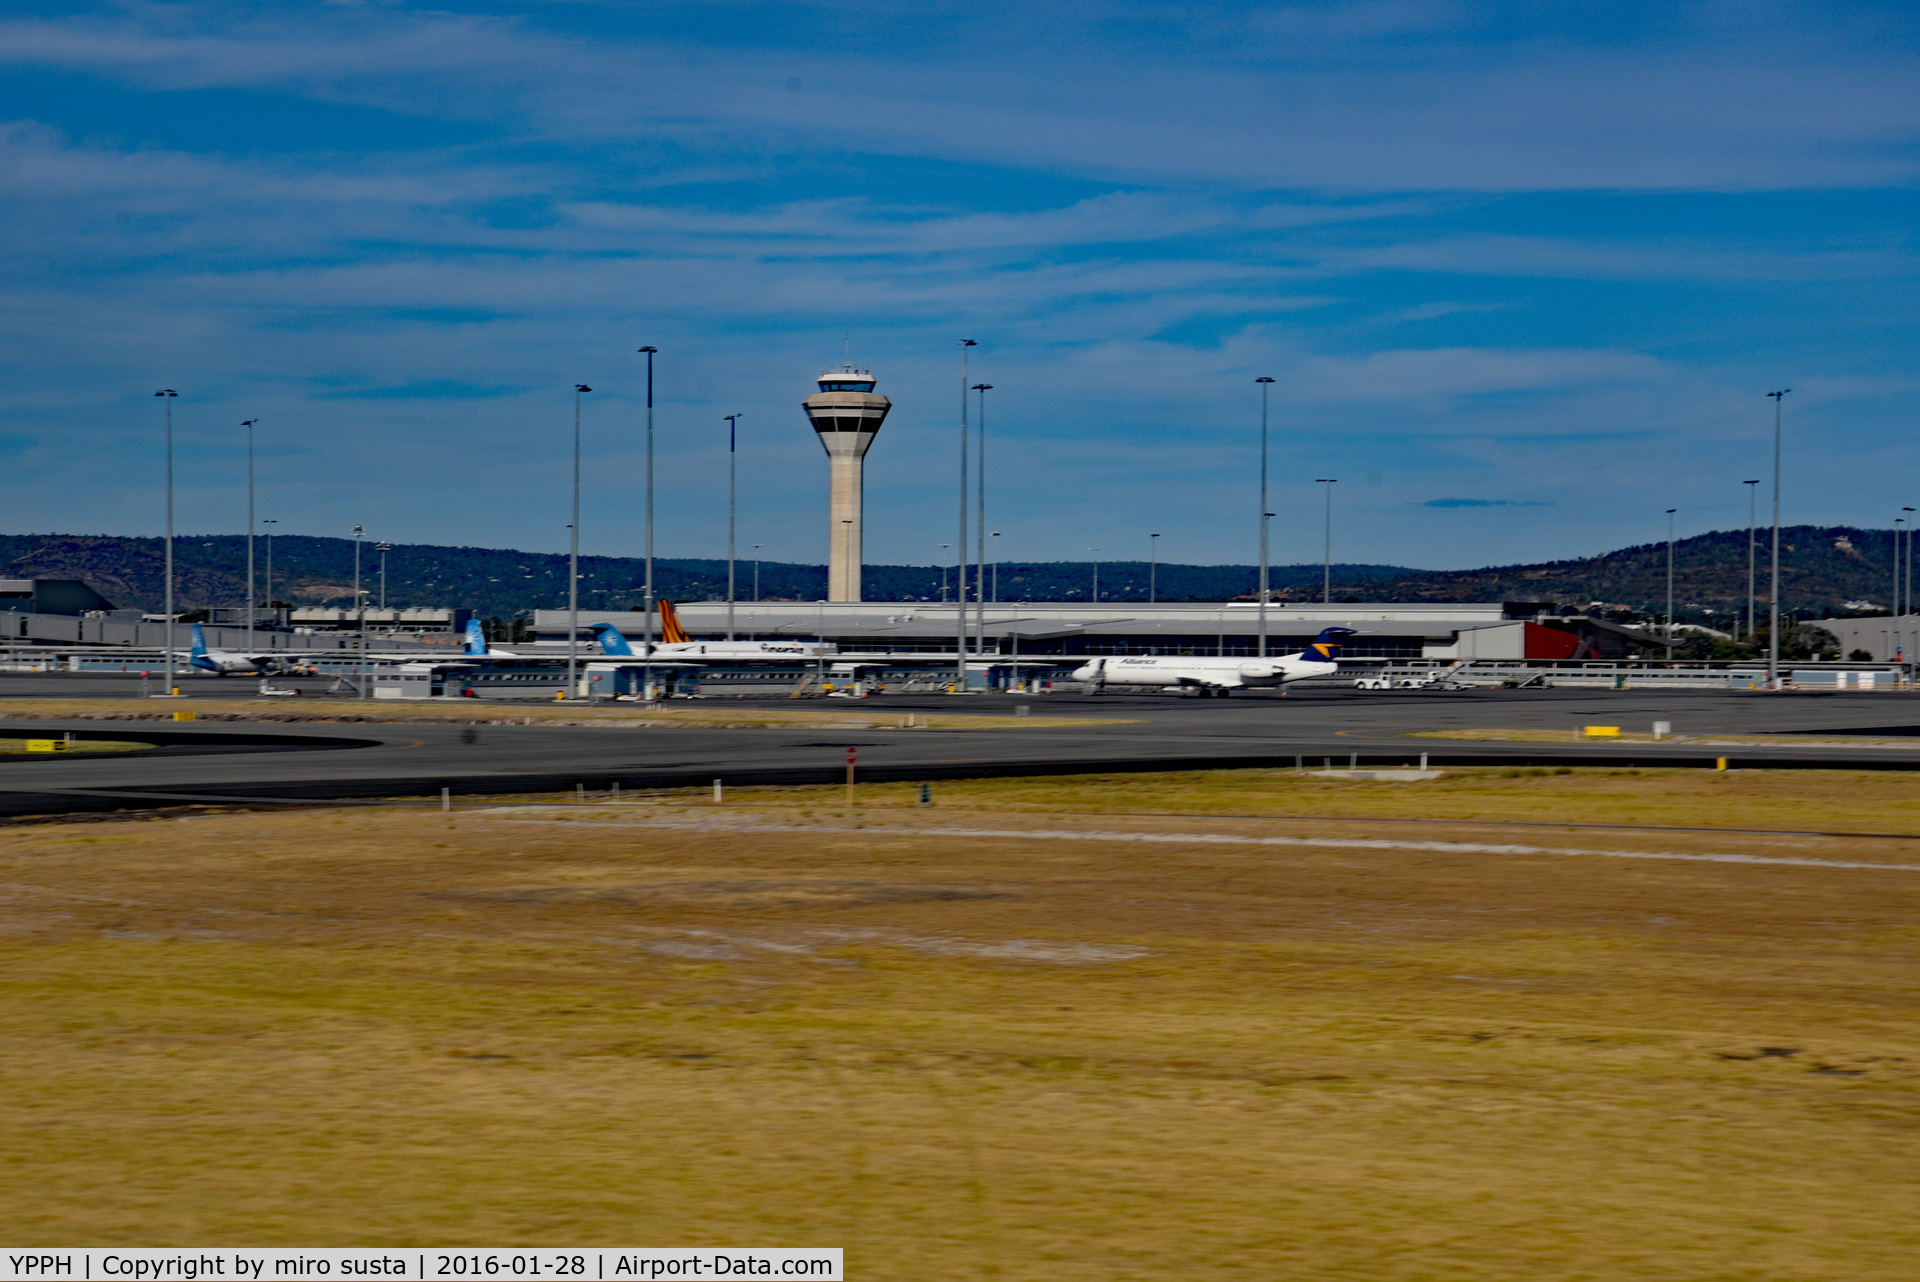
[{"xmin": 0, "ymin": 0, "xmax": 1915, "ymax": 572}]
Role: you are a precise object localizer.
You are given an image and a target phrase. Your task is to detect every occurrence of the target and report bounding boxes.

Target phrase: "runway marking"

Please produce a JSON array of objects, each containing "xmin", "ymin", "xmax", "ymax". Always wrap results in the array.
[{"xmin": 474, "ymin": 815, "xmax": 1920, "ymax": 872}]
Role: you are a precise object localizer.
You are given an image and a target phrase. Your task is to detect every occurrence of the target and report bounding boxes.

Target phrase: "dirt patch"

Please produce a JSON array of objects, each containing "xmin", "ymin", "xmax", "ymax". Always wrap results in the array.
[{"xmin": 431, "ymin": 878, "xmax": 1016, "ymax": 910}]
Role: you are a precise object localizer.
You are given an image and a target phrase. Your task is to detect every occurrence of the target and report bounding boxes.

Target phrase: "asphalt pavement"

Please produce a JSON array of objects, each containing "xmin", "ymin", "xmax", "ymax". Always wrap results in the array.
[{"xmin": 4, "ymin": 678, "xmax": 1920, "ymax": 818}]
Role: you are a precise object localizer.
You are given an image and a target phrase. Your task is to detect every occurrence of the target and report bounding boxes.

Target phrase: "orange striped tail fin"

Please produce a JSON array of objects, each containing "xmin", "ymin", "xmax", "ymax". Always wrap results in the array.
[{"xmin": 657, "ymin": 599, "xmax": 691, "ymax": 644}]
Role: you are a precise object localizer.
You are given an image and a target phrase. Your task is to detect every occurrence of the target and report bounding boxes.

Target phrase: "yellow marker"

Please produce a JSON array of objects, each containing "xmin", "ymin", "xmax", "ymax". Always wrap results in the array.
[
  {"xmin": 172, "ymin": 710, "xmax": 195, "ymax": 722},
  {"xmin": 1716, "ymin": 757, "xmax": 1728, "ymax": 771},
  {"xmin": 1582, "ymin": 725, "xmax": 1620, "ymax": 738},
  {"xmin": 25, "ymin": 739, "xmax": 65, "ymax": 753}
]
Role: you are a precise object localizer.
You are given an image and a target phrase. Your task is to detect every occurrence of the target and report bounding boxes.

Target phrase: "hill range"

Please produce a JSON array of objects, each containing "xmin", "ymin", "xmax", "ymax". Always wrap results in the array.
[{"xmin": 0, "ymin": 526, "xmax": 1904, "ymax": 625}]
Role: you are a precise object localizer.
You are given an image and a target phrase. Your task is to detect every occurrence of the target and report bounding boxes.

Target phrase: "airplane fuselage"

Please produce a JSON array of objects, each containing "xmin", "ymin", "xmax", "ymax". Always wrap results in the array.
[
  {"xmin": 1070, "ymin": 653, "xmax": 1338, "ymax": 690},
  {"xmin": 651, "ymin": 641, "xmax": 835, "ymax": 659},
  {"xmin": 190, "ymin": 652, "xmax": 273, "ymax": 675}
]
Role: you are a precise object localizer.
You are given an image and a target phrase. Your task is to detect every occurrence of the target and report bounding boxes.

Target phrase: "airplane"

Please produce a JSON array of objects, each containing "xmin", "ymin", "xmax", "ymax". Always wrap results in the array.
[
  {"xmin": 463, "ymin": 619, "xmax": 542, "ymax": 658},
  {"xmin": 1070, "ymin": 627, "xmax": 1357, "ymax": 696},
  {"xmin": 457, "ymin": 603, "xmax": 837, "ymax": 663},
  {"xmin": 460, "ymin": 619, "xmax": 598, "ymax": 659},
  {"xmin": 593, "ymin": 606, "xmax": 836, "ymax": 660},
  {"xmin": 187, "ymin": 624, "xmax": 283, "ymax": 676}
]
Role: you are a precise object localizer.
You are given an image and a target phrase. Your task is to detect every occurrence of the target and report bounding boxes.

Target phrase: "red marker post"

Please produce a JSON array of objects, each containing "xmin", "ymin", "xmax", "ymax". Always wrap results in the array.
[{"xmin": 845, "ymin": 745, "xmax": 856, "ymax": 805}]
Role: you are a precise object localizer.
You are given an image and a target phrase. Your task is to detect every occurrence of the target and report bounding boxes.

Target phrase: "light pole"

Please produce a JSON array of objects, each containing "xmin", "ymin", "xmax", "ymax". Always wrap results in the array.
[
  {"xmin": 152, "ymin": 391, "xmax": 179, "ymax": 694},
  {"xmin": 991, "ymin": 531, "xmax": 1001, "ymax": 603},
  {"xmin": 939, "ymin": 544, "xmax": 951, "ymax": 602},
  {"xmin": 1896, "ymin": 506, "xmax": 1912, "ymax": 621},
  {"xmin": 840, "ymin": 520, "xmax": 852, "ymax": 625},
  {"xmin": 638, "ymin": 346, "xmax": 657, "ymax": 700},
  {"xmin": 351, "ymin": 523, "xmax": 364, "ymax": 696},
  {"xmin": 1743, "ymin": 480, "xmax": 1759, "ymax": 642},
  {"xmin": 242, "ymin": 419, "xmax": 257, "ymax": 653},
  {"xmin": 725, "ymin": 413, "xmax": 741, "ymax": 641},
  {"xmin": 1316, "ymin": 479, "xmax": 1337, "ymax": 604},
  {"xmin": 569, "ymin": 384, "xmax": 592, "ymax": 699},
  {"xmin": 1895, "ymin": 518, "xmax": 1905, "ymax": 629},
  {"xmin": 1896, "ymin": 506, "xmax": 1912, "ymax": 671},
  {"xmin": 1666, "ymin": 509, "xmax": 1677, "ymax": 641},
  {"xmin": 1149, "ymin": 532, "xmax": 1160, "ymax": 604},
  {"xmin": 973, "ymin": 383, "xmax": 992, "ymax": 659},
  {"xmin": 155, "ymin": 390, "xmax": 177, "ymax": 694},
  {"xmin": 1088, "ymin": 549, "xmax": 1101, "ymax": 604},
  {"xmin": 377, "ymin": 541, "xmax": 391, "ymax": 611},
  {"xmin": 1896, "ymin": 510, "xmax": 1912, "ymax": 652},
  {"xmin": 1256, "ymin": 377, "xmax": 1274, "ymax": 657},
  {"xmin": 262, "ymin": 520, "xmax": 277, "ymax": 633},
  {"xmin": 752, "ymin": 545, "xmax": 763, "ymax": 603},
  {"xmin": 956, "ymin": 339, "xmax": 975, "ymax": 688},
  {"xmin": 1767, "ymin": 389, "xmax": 1791, "ymax": 690}
]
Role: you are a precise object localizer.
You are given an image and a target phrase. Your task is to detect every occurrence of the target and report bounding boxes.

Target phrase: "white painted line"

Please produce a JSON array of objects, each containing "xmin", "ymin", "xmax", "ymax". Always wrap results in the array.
[{"xmin": 474, "ymin": 817, "xmax": 1920, "ymax": 872}]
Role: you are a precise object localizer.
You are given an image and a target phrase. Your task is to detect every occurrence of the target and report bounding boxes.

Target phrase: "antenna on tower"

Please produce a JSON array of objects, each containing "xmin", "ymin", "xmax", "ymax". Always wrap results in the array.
[{"xmin": 843, "ymin": 330, "xmax": 852, "ymax": 371}]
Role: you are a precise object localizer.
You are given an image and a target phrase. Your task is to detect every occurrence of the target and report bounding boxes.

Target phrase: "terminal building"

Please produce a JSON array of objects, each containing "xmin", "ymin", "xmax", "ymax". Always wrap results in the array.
[{"xmin": 534, "ymin": 600, "xmax": 1671, "ymax": 663}]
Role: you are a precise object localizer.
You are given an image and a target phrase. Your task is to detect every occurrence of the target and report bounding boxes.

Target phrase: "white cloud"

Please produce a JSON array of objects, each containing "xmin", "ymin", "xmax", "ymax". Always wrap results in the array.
[
  {"xmin": 3, "ymin": 5, "xmax": 1917, "ymax": 192},
  {"xmin": 1, "ymin": 2, "xmax": 1916, "ymax": 570}
]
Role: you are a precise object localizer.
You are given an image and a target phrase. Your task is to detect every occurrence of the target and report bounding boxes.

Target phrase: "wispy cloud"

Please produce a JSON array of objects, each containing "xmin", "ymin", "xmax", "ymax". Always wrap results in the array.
[
  {"xmin": 0, "ymin": 1, "xmax": 1915, "ymax": 571},
  {"xmin": 1423, "ymin": 498, "xmax": 1552, "ymax": 508},
  {"xmin": 3, "ymin": 5, "xmax": 1917, "ymax": 191}
]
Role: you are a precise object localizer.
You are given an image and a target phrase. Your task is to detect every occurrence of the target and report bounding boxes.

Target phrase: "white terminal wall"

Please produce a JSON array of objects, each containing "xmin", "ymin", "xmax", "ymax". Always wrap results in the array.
[{"xmin": 533, "ymin": 601, "xmax": 1513, "ymax": 658}]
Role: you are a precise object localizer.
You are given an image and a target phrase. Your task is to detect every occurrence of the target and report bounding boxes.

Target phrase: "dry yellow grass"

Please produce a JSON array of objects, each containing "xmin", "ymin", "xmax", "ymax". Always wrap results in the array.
[
  {"xmin": 0, "ymin": 697, "xmax": 1130, "ymax": 731},
  {"xmin": 2, "ymin": 768, "xmax": 1918, "ymax": 1278},
  {"xmin": 860, "ymin": 763, "xmax": 1920, "ymax": 834}
]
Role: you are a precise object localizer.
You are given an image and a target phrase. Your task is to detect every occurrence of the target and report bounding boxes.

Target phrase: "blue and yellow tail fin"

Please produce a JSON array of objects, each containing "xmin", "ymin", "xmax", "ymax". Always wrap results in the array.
[
  {"xmin": 464, "ymin": 619, "xmax": 490, "ymax": 656},
  {"xmin": 593, "ymin": 622, "xmax": 635, "ymax": 656},
  {"xmin": 1301, "ymin": 626, "xmax": 1356, "ymax": 662}
]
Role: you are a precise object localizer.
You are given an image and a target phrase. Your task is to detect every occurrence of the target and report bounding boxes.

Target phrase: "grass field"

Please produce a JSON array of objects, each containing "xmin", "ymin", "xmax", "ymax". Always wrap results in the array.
[{"xmin": 2, "ymin": 767, "xmax": 1917, "ymax": 1277}]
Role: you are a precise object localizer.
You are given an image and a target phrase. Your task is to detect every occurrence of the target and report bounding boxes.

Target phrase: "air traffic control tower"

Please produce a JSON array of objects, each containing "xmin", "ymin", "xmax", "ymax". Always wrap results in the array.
[{"xmin": 802, "ymin": 363, "xmax": 891, "ymax": 601}]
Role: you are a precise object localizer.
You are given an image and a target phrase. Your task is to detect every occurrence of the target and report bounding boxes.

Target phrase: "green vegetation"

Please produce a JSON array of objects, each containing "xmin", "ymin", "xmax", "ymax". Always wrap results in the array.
[{"xmin": 11, "ymin": 524, "xmax": 1908, "ymax": 617}]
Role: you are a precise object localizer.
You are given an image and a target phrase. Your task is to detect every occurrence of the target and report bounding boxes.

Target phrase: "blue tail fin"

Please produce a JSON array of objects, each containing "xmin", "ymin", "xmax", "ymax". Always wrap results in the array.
[
  {"xmin": 592, "ymin": 622, "xmax": 635, "ymax": 656},
  {"xmin": 190, "ymin": 624, "xmax": 208, "ymax": 658},
  {"xmin": 1301, "ymin": 626, "xmax": 1356, "ymax": 662},
  {"xmin": 465, "ymin": 619, "xmax": 490, "ymax": 656}
]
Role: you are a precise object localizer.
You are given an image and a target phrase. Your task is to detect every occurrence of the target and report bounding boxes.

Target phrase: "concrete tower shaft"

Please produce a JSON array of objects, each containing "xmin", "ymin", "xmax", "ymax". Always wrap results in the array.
[{"xmin": 802, "ymin": 365, "xmax": 891, "ymax": 601}]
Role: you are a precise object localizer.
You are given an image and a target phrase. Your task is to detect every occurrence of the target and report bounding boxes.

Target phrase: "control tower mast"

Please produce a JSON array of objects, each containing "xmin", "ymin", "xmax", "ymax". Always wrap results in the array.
[{"xmin": 802, "ymin": 363, "xmax": 892, "ymax": 601}]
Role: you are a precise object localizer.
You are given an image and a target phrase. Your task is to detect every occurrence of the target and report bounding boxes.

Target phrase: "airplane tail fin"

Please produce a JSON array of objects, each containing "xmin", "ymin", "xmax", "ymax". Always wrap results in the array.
[
  {"xmin": 190, "ymin": 624, "xmax": 207, "ymax": 658},
  {"xmin": 592, "ymin": 622, "xmax": 635, "ymax": 656},
  {"xmin": 464, "ymin": 619, "xmax": 490, "ymax": 656},
  {"xmin": 657, "ymin": 600, "xmax": 691, "ymax": 645},
  {"xmin": 1300, "ymin": 626, "xmax": 1357, "ymax": 662}
]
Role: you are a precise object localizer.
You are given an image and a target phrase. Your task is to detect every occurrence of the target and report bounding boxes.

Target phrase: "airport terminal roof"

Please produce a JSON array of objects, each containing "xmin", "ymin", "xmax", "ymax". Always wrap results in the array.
[{"xmin": 536, "ymin": 600, "xmax": 1516, "ymax": 642}]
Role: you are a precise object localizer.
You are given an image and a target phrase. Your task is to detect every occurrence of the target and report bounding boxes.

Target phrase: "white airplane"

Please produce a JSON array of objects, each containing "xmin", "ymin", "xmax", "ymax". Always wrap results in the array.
[
  {"xmin": 458, "ymin": 619, "xmax": 552, "ymax": 658},
  {"xmin": 591, "ymin": 601, "xmax": 837, "ymax": 660},
  {"xmin": 186, "ymin": 624, "xmax": 283, "ymax": 675},
  {"xmin": 1071, "ymin": 627, "xmax": 1356, "ymax": 696}
]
